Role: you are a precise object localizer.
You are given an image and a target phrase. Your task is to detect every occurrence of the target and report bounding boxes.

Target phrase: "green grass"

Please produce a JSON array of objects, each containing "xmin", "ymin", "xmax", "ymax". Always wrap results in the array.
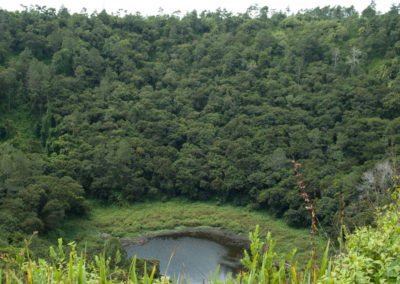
[{"xmin": 65, "ymin": 199, "xmax": 322, "ymax": 267}]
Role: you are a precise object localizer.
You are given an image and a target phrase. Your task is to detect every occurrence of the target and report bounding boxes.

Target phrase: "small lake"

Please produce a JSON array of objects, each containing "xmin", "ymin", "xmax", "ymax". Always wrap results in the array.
[{"xmin": 125, "ymin": 231, "xmax": 247, "ymax": 284}]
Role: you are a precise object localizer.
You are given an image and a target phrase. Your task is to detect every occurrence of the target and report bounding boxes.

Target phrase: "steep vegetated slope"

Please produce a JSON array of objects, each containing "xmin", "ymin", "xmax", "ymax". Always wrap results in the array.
[{"xmin": 0, "ymin": 3, "xmax": 400, "ymax": 244}]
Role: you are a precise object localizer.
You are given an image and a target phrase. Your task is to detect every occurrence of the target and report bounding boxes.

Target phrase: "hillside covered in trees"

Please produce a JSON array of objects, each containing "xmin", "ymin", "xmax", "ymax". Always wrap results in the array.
[{"xmin": 0, "ymin": 2, "xmax": 400, "ymax": 246}]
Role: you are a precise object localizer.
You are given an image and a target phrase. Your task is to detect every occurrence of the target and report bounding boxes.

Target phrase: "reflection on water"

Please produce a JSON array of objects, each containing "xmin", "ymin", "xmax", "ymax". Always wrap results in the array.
[{"xmin": 126, "ymin": 234, "xmax": 245, "ymax": 284}]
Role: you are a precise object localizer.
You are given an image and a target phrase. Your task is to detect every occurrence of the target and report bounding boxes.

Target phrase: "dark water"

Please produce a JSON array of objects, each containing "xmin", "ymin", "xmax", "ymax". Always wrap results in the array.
[{"xmin": 125, "ymin": 233, "xmax": 246, "ymax": 284}]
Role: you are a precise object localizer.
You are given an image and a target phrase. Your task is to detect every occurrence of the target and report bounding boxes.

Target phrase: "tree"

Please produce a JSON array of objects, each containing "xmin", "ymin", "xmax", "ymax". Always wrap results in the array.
[
  {"xmin": 26, "ymin": 59, "xmax": 51, "ymax": 115},
  {"xmin": 332, "ymin": 48, "xmax": 340, "ymax": 70},
  {"xmin": 0, "ymin": 67, "xmax": 17, "ymax": 111},
  {"xmin": 347, "ymin": 47, "xmax": 362, "ymax": 72},
  {"xmin": 41, "ymin": 199, "xmax": 65, "ymax": 231},
  {"xmin": 52, "ymin": 48, "xmax": 73, "ymax": 75},
  {"xmin": 362, "ymin": 1, "xmax": 377, "ymax": 18}
]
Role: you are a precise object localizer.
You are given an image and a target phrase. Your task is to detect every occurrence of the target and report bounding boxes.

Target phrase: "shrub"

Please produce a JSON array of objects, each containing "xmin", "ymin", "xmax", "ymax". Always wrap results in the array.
[{"xmin": 325, "ymin": 186, "xmax": 400, "ymax": 283}]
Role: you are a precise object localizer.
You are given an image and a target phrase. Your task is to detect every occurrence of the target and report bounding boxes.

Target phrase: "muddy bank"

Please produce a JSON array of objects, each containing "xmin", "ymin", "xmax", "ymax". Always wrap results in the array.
[{"xmin": 119, "ymin": 228, "xmax": 250, "ymax": 249}]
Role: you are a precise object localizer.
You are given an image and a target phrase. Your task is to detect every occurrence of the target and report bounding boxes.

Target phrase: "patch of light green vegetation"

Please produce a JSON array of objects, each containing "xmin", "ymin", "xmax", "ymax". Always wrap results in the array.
[{"xmin": 65, "ymin": 199, "xmax": 321, "ymax": 266}]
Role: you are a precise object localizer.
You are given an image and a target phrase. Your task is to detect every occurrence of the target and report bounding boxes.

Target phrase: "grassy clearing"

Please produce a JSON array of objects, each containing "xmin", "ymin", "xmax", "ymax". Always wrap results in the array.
[{"xmin": 65, "ymin": 199, "xmax": 322, "ymax": 267}]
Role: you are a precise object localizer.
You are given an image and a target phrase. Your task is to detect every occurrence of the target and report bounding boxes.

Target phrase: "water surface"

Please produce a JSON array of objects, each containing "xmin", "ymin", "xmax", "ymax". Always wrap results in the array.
[{"xmin": 126, "ymin": 233, "xmax": 246, "ymax": 284}]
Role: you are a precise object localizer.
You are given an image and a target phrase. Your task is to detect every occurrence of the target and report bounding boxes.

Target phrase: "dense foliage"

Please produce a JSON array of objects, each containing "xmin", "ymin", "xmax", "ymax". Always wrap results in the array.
[
  {"xmin": 0, "ymin": 143, "xmax": 88, "ymax": 242},
  {"xmin": 1, "ymin": 2, "xmax": 400, "ymax": 244}
]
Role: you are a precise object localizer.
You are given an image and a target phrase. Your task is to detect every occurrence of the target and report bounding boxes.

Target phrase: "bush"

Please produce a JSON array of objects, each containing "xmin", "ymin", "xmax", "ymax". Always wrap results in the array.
[
  {"xmin": 104, "ymin": 237, "xmax": 129, "ymax": 268},
  {"xmin": 284, "ymin": 208, "xmax": 307, "ymax": 227},
  {"xmin": 325, "ymin": 186, "xmax": 400, "ymax": 283},
  {"xmin": 21, "ymin": 216, "xmax": 44, "ymax": 234},
  {"xmin": 0, "ymin": 212, "xmax": 20, "ymax": 233}
]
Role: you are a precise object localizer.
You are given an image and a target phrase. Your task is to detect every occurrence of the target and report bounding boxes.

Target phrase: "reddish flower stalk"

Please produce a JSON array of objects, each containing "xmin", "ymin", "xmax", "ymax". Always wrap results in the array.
[{"xmin": 292, "ymin": 156, "xmax": 315, "ymax": 258}]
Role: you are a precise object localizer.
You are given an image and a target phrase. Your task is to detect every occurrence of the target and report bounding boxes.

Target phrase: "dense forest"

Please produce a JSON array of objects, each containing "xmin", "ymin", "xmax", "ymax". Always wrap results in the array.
[{"xmin": 0, "ymin": 2, "xmax": 400, "ymax": 249}]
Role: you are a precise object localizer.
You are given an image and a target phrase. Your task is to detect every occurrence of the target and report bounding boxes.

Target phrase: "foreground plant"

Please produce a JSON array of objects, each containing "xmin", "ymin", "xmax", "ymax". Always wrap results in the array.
[
  {"xmin": 233, "ymin": 184, "xmax": 400, "ymax": 283},
  {"xmin": 322, "ymin": 185, "xmax": 400, "ymax": 283},
  {"xmin": 0, "ymin": 237, "xmax": 166, "ymax": 284},
  {"xmin": 233, "ymin": 225, "xmax": 329, "ymax": 284},
  {"xmin": 291, "ymin": 157, "xmax": 316, "ymax": 258}
]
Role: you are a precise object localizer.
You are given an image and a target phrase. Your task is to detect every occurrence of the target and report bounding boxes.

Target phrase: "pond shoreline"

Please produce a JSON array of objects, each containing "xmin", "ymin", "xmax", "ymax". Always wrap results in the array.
[{"xmin": 106, "ymin": 228, "xmax": 251, "ymax": 248}]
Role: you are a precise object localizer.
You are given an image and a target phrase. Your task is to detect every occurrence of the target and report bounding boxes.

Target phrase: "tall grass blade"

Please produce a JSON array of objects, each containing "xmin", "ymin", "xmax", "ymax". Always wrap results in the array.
[
  {"xmin": 143, "ymin": 261, "xmax": 147, "ymax": 284},
  {"xmin": 260, "ymin": 248, "xmax": 269, "ymax": 282},
  {"xmin": 165, "ymin": 244, "xmax": 178, "ymax": 277},
  {"xmin": 213, "ymin": 265, "xmax": 220, "ymax": 283},
  {"xmin": 5, "ymin": 263, "xmax": 9, "ymax": 284},
  {"xmin": 304, "ymin": 252, "xmax": 313, "ymax": 276},
  {"xmin": 69, "ymin": 252, "xmax": 73, "ymax": 282},
  {"xmin": 27, "ymin": 260, "xmax": 32, "ymax": 284},
  {"xmin": 148, "ymin": 263, "xmax": 157, "ymax": 283},
  {"xmin": 129, "ymin": 256, "xmax": 138, "ymax": 283},
  {"xmin": 99, "ymin": 255, "xmax": 106, "ymax": 284},
  {"xmin": 292, "ymin": 265, "xmax": 298, "ymax": 284},
  {"xmin": 318, "ymin": 240, "xmax": 330, "ymax": 280},
  {"xmin": 313, "ymin": 264, "xmax": 316, "ymax": 284},
  {"xmin": 52, "ymin": 263, "xmax": 61, "ymax": 282},
  {"xmin": 78, "ymin": 253, "xmax": 84, "ymax": 284}
]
